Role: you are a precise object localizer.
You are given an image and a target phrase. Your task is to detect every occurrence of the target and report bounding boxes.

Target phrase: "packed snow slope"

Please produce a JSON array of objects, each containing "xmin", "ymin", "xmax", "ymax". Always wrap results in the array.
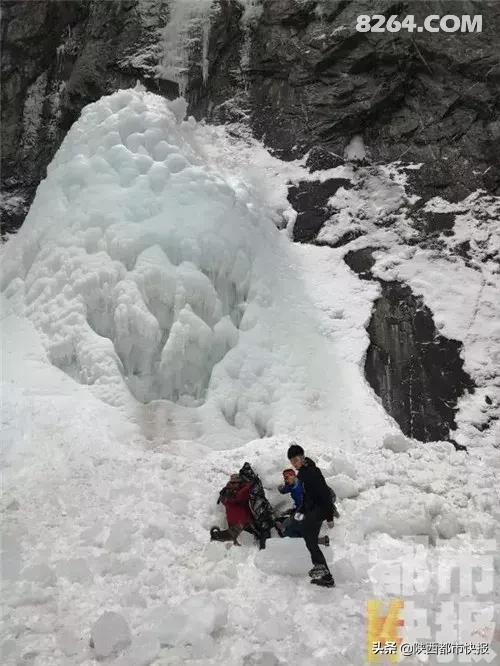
[{"xmin": 1, "ymin": 89, "xmax": 499, "ymax": 665}]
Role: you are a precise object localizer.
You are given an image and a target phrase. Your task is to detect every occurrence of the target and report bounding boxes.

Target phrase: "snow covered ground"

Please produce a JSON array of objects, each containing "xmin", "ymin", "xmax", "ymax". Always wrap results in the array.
[{"xmin": 1, "ymin": 88, "xmax": 499, "ymax": 665}]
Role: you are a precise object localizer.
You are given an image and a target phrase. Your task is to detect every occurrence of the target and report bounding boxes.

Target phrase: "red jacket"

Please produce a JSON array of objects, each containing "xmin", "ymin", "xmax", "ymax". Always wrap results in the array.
[{"xmin": 222, "ymin": 483, "xmax": 254, "ymax": 527}]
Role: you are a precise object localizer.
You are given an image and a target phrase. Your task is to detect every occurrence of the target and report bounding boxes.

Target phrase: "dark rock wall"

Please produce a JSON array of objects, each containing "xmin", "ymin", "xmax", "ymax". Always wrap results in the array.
[
  {"xmin": 345, "ymin": 248, "xmax": 475, "ymax": 442},
  {"xmin": 241, "ymin": 0, "xmax": 500, "ymax": 203},
  {"xmin": 2, "ymin": 0, "xmax": 84, "ymax": 230},
  {"xmin": 1, "ymin": 0, "xmax": 172, "ymax": 233},
  {"xmin": 287, "ymin": 176, "xmax": 352, "ymax": 242},
  {"xmin": 365, "ymin": 281, "xmax": 474, "ymax": 442}
]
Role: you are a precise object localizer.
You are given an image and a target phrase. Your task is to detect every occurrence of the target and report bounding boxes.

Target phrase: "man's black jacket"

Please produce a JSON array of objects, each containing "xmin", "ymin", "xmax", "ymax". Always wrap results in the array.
[{"xmin": 297, "ymin": 457, "xmax": 334, "ymax": 522}]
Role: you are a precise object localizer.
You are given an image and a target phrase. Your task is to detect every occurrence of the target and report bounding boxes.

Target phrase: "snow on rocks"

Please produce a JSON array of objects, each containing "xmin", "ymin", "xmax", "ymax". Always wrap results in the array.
[
  {"xmin": 344, "ymin": 134, "xmax": 366, "ymax": 163},
  {"xmin": 90, "ymin": 611, "xmax": 132, "ymax": 660},
  {"xmin": 311, "ymin": 154, "xmax": 500, "ymax": 451}
]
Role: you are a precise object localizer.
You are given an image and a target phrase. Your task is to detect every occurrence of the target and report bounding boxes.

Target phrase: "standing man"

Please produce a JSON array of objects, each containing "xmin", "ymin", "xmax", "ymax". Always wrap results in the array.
[{"xmin": 287, "ymin": 443, "xmax": 335, "ymax": 588}]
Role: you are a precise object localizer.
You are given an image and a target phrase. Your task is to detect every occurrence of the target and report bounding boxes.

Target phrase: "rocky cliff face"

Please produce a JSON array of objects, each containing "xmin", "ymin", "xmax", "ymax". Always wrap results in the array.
[
  {"xmin": 344, "ymin": 247, "xmax": 475, "ymax": 442},
  {"xmin": 2, "ymin": 0, "xmax": 498, "ymax": 443},
  {"xmin": 3, "ymin": 0, "xmax": 499, "ymax": 231},
  {"xmin": 243, "ymin": 0, "xmax": 500, "ymax": 195},
  {"xmin": 1, "ymin": 0, "xmax": 170, "ymax": 232},
  {"xmin": 364, "ymin": 279, "xmax": 474, "ymax": 443}
]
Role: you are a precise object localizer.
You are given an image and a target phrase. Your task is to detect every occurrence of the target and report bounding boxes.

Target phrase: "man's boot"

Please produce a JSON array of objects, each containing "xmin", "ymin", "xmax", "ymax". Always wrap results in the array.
[
  {"xmin": 308, "ymin": 564, "xmax": 328, "ymax": 579},
  {"xmin": 310, "ymin": 565, "xmax": 335, "ymax": 587},
  {"xmin": 311, "ymin": 572, "xmax": 335, "ymax": 587}
]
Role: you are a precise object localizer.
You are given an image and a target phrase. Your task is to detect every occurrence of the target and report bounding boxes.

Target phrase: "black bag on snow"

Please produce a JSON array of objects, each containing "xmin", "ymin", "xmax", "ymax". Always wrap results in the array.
[{"xmin": 238, "ymin": 462, "xmax": 276, "ymax": 544}]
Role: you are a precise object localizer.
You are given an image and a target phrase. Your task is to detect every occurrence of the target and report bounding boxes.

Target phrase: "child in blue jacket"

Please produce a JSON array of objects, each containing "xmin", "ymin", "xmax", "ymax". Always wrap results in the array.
[{"xmin": 279, "ymin": 468, "xmax": 304, "ymax": 511}]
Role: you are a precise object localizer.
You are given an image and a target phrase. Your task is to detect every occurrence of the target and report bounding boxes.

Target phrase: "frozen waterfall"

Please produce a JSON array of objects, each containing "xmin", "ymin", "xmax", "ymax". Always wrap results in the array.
[{"xmin": 1, "ymin": 87, "xmax": 357, "ymax": 448}]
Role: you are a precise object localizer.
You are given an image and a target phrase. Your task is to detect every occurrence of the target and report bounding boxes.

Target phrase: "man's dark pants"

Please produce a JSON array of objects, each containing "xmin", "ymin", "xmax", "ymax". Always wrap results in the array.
[{"xmin": 301, "ymin": 509, "xmax": 327, "ymax": 567}]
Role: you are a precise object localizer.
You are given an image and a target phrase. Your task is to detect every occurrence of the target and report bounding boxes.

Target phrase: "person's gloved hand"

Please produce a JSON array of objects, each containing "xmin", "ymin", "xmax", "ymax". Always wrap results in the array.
[{"xmin": 327, "ymin": 521, "xmax": 335, "ymax": 529}]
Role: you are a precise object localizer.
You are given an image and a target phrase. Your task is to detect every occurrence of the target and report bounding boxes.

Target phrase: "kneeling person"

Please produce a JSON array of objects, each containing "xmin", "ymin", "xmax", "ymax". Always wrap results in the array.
[{"xmin": 210, "ymin": 474, "xmax": 254, "ymax": 545}]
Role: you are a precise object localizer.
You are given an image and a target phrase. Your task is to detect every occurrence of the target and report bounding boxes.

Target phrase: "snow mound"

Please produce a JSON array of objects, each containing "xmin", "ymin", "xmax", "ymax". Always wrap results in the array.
[{"xmin": 90, "ymin": 611, "xmax": 131, "ymax": 660}]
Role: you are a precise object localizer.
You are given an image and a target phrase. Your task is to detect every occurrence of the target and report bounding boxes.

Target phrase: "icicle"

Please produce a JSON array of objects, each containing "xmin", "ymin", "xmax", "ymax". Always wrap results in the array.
[
  {"xmin": 56, "ymin": 43, "xmax": 65, "ymax": 66},
  {"xmin": 156, "ymin": 0, "xmax": 214, "ymax": 95},
  {"xmin": 201, "ymin": 19, "xmax": 210, "ymax": 84},
  {"xmin": 239, "ymin": 1, "xmax": 263, "ymax": 78}
]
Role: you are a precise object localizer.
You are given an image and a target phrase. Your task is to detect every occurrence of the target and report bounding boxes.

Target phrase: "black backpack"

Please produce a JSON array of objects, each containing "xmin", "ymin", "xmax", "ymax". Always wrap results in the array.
[{"xmin": 238, "ymin": 462, "xmax": 275, "ymax": 540}]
